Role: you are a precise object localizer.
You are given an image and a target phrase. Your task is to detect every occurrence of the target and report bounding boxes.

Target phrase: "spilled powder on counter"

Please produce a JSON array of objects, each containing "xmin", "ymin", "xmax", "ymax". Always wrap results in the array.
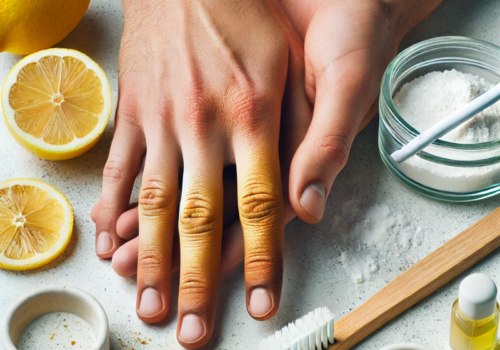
[
  {"xmin": 17, "ymin": 312, "xmax": 95, "ymax": 350},
  {"xmin": 392, "ymin": 69, "xmax": 500, "ymax": 192},
  {"xmin": 335, "ymin": 202, "xmax": 426, "ymax": 285}
]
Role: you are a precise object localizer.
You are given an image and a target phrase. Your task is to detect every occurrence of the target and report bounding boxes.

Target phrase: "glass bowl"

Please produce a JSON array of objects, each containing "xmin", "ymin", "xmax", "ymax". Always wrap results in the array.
[{"xmin": 379, "ymin": 36, "xmax": 500, "ymax": 202}]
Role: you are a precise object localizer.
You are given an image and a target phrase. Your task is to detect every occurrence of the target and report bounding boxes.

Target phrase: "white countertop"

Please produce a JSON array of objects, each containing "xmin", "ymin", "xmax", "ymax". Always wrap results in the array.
[{"xmin": 2, "ymin": 0, "xmax": 500, "ymax": 349}]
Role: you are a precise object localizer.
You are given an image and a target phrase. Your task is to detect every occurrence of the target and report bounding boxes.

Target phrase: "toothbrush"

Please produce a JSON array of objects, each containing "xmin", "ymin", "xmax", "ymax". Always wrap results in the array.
[
  {"xmin": 391, "ymin": 82, "xmax": 500, "ymax": 163},
  {"xmin": 261, "ymin": 207, "xmax": 500, "ymax": 350}
]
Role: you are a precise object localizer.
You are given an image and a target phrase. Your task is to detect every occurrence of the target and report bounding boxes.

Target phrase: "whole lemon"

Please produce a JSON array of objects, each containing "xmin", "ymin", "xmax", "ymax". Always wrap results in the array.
[{"xmin": 0, "ymin": 0, "xmax": 91, "ymax": 55}]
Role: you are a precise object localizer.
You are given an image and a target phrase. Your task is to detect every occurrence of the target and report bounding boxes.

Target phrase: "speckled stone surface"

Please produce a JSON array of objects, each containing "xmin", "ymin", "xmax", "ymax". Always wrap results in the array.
[{"xmin": 2, "ymin": 1, "xmax": 500, "ymax": 349}]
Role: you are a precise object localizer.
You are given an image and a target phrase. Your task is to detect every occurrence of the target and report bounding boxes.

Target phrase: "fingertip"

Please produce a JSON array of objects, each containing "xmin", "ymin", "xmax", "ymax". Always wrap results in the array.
[
  {"xmin": 116, "ymin": 206, "xmax": 139, "ymax": 240},
  {"xmin": 177, "ymin": 314, "xmax": 208, "ymax": 349},
  {"xmin": 298, "ymin": 182, "xmax": 326, "ymax": 224},
  {"xmin": 90, "ymin": 201, "xmax": 99, "ymax": 223},
  {"xmin": 96, "ymin": 231, "xmax": 121, "ymax": 259},
  {"xmin": 137, "ymin": 287, "xmax": 169, "ymax": 323},
  {"xmin": 111, "ymin": 239, "xmax": 138, "ymax": 277},
  {"xmin": 247, "ymin": 288, "xmax": 278, "ymax": 321},
  {"xmin": 288, "ymin": 136, "xmax": 336, "ymax": 225}
]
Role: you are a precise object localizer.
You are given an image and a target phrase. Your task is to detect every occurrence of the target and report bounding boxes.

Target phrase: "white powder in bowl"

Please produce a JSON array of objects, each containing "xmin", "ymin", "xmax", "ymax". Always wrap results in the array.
[
  {"xmin": 392, "ymin": 69, "xmax": 500, "ymax": 192},
  {"xmin": 17, "ymin": 312, "xmax": 95, "ymax": 349},
  {"xmin": 394, "ymin": 69, "xmax": 500, "ymax": 143}
]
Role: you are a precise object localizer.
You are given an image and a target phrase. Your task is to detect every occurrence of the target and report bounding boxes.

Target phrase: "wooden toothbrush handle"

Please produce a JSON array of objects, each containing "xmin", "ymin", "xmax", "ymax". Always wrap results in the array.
[{"xmin": 330, "ymin": 207, "xmax": 500, "ymax": 350}]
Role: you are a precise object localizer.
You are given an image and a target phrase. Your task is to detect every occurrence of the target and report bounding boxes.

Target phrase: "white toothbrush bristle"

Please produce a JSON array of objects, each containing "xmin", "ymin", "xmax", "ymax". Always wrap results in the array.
[{"xmin": 260, "ymin": 307, "xmax": 335, "ymax": 350}]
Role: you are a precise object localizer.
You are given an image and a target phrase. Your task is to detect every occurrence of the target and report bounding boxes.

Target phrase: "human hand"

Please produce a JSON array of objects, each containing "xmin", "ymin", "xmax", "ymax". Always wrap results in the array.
[
  {"xmin": 280, "ymin": 0, "xmax": 443, "ymax": 223},
  {"xmin": 96, "ymin": 0, "xmax": 444, "ymax": 304},
  {"xmin": 92, "ymin": 0, "xmax": 303, "ymax": 347},
  {"xmin": 91, "ymin": 9, "xmax": 311, "ymax": 281}
]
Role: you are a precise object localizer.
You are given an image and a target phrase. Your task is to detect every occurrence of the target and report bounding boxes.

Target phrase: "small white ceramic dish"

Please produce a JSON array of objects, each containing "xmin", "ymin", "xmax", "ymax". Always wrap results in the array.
[
  {"xmin": 380, "ymin": 344, "xmax": 436, "ymax": 350},
  {"xmin": 2, "ymin": 285, "xmax": 109, "ymax": 350}
]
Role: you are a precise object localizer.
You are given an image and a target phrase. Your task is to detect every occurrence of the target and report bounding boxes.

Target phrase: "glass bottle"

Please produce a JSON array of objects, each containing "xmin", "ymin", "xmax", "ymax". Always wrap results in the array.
[{"xmin": 449, "ymin": 274, "xmax": 499, "ymax": 350}]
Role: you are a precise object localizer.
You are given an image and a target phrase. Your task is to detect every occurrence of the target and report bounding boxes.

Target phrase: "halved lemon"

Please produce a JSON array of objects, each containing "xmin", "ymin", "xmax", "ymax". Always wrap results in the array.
[
  {"xmin": 0, "ymin": 179, "xmax": 73, "ymax": 270},
  {"xmin": 1, "ymin": 48, "xmax": 112, "ymax": 160}
]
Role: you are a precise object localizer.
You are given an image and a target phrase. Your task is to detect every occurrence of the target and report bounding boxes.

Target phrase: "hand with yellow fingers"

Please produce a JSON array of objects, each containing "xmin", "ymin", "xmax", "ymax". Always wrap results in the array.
[
  {"xmin": 91, "ymin": 39, "xmax": 311, "ymax": 292},
  {"xmin": 92, "ymin": 0, "xmax": 302, "ymax": 347},
  {"xmin": 93, "ymin": 0, "xmax": 447, "ymax": 347}
]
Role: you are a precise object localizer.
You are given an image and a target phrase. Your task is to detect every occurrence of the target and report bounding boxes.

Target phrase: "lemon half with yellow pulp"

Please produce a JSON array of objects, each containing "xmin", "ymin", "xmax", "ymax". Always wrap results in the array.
[
  {"xmin": 2, "ymin": 49, "xmax": 112, "ymax": 160},
  {"xmin": 0, "ymin": 179, "xmax": 73, "ymax": 271}
]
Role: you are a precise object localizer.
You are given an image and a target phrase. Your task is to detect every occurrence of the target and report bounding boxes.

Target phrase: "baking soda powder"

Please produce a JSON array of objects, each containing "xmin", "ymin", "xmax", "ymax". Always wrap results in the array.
[{"xmin": 393, "ymin": 69, "xmax": 500, "ymax": 192}]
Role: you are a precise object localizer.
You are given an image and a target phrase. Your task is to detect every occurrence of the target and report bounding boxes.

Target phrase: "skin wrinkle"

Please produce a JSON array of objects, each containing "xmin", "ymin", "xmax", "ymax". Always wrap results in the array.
[
  {"xmin": 179, "ymin": 193, "xmax": 218, "ymax": 237},
  {"xmin": 245, "ymin": 252, "xmax": 279, "ymax": 276},
  {"xmin": 138, "ymin": 247, "xmax": 169, "ymax": 272},
  {"xmin": 240, "ymin": 188, "xmax": 280, "ymax": 222},
  {"xmin": 139, "ymin": 179, "xmax": 177, "ymax": 218},
  {"xmin": 178, "ymin": 186, "xmax": 221, "ymax": 246},
  {"xmin": 179, "ymin": 271, "xmax": 216, "ymax": 301},
  {"xmin": 238, "ymin": 167, "xmax": 284, "ymax": 276}
]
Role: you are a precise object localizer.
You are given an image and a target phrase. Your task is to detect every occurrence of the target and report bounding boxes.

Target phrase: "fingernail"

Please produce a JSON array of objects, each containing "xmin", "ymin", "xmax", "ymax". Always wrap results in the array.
[
  {"xmin": 138, "ymin": 288, "xmax": 163, "ymax": 317},
  {"xmin": 179, "ymin": 314, "xmax": 205, "ymax": 343},
  {"xmin": 249, "ymin": 288, "xmax": 273, "ymax": 317},
  {"xmin": 96, "ymin": 231, "xmax": 114, "ymax": 254},
  {"xmin": 300, "ymin": 183, "xmax": 326, "ymax": 220}
]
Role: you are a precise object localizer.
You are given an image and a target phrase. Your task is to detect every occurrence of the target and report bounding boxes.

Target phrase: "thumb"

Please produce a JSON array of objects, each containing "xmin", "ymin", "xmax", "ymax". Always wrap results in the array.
[
  {"xmin": 280, "ymin": 29, "xmax": 313, "ymax": 220},
  {"xmin": 289, "ymin": 53, "xmax": 382, "ymax": 223}
]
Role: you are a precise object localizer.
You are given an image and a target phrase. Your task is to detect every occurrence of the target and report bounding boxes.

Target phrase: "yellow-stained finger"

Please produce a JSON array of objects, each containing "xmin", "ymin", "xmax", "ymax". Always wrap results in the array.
[
  {"xmin": 136, "ymin": 138, "xmax": 179, "ymax": 324},
  {"xmin": 176, "ymin": 151, "xmax": 224, "ymax": 349},
  {"xmin": 234, "ymin": 137, "xmax": 284, "ymax": 321}
]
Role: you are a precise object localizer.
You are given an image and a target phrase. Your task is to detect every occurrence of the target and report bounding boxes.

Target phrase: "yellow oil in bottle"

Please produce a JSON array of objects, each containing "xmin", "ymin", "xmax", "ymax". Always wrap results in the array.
[{"xmin": 449, "ymin": 300, "xmax": 499, "ymax": 350}]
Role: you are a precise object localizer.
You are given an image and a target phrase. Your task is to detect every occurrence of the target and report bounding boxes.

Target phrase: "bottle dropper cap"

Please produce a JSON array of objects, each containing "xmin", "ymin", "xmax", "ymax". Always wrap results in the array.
[{"xmin": 459, "ymin": 273, "xmax": 497, "ymax": 320}]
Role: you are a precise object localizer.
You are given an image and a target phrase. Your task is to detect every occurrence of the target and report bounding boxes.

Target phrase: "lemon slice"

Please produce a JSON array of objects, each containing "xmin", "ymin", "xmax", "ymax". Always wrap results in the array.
[
  {"xmin": 0, "ymin": 179, "xmax": 73, "ymax": 270},
  {"xmin": 2, "ymin": 49, "xmax": 112, "ymax": 160}
]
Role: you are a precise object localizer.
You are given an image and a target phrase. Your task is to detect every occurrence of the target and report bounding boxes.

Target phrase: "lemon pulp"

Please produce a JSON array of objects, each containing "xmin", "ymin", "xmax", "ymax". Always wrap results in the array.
[
  {"xmin": 2, "ymin": 49, "xmax": 112, "ymax": 160},
  {"xmin": 9, "ymin": 55, "xmax": 104, "ymax": 145},
  {"xmin": 0, "ymin": 179, "xmax": 73, "ymax": 270}
]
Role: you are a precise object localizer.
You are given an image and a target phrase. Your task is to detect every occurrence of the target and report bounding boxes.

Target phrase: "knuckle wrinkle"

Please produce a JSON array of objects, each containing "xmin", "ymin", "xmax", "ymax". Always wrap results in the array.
[
  {"xmin": 184, "ymin": 89, "xmax": 210, "ymax": 128},
  {"xmin": 317, "ymin": 134, "xmax": 351, "ymax": 171},
  {"xmin": 179, "ymin": 193, "xmax": 217, "ymax": 236},
  {"xmin": 230, "ymin": 86, "xmax": 269, "ymax": 132},
  {"xmin": 139, "ymin": 179, "xmax": 175, "ymax": 216},
  {"xmin": 103, "ymin": 158, "xmax": 126, "ymax": 182},
  {"xmin": 139, "ymin": 248, "xmax": 168, "ymax": 270},
  {"xmin": 179, "ymin": 271, "xmax": 214, "ymax": 301},
  {"xmin": 239, "ymin": 178, "xmax": 281, "ymax": 225},
  {"xmin": 245, "ymin": 251, "xmax": 281, "ymax": 282}
]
